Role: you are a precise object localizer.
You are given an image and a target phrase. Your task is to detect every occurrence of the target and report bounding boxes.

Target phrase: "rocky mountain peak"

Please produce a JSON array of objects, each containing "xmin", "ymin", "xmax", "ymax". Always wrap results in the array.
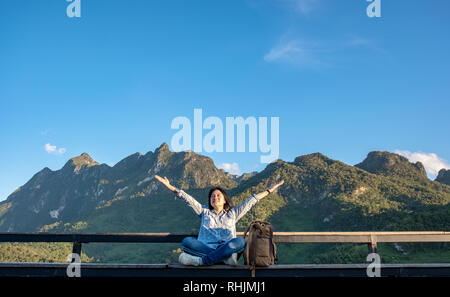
[
  {"xmin": 435, "ymin": 169, "xmax": 450, "ymax": 186},
  {"xmin": 293, "ymin": 152, "xmax": 336, "ymax": 167},
  {"xmin": 355, "ymin": 151, "xmax": 427, "ymax": 180},
  {"xmin": 155, "ymin": 142, "xmax": 170, "ymax": 153},
  {"xmin": 63, "ymin": 152, "xmax": 100, "ymax": 172},
  {"xmin": 153, "ymin": 142, "xmax": 173, "ymax": 162}
]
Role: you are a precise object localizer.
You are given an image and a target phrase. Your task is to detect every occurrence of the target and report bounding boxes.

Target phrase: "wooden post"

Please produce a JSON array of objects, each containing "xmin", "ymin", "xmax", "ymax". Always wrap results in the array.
[
  {"xmin": 368, "ymin": 235, "xmax": 377, "ymax": 254},
  {"xmin": 72, "ymin": 241, "xmax": 82, "ymax": 262}
]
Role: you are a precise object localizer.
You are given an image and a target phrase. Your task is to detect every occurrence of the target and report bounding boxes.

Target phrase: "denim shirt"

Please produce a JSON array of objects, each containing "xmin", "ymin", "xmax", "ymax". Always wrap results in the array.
[{"xmin": 175, "ymin": 189, "xmax": 260, "ymax": 249}]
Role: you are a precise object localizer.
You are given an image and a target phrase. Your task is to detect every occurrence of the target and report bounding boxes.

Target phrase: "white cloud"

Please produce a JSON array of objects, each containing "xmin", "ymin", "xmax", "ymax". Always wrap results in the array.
[
  {"xmin": 44, "ymin": 143, "xmax": 56, "ymax": 153},
  {"xmin": 44, "ymin": 143, "xmax": 66, "ymax": 155},
  {"xmin": 292, "ymin": 0, "xmax": 319, "ymax": 15},
  {"xmin": 344, "ymin": 34, "xmax": 389, "ymax": 56},
  {"xmin": 274, "ymin": 0, "xmax": 319, "ymax": 15},
  {"xmin": 264, "ymin": 40, "xmax": 302, "ymax": 62},
  {"xmin": 246, "ymin": 0, "xmax": 319, "ymax": 15},
  {"xmin": 264, "ymin": 34, "xmax": 387, "ymax": 68},
  {"xmin": 346, "ymin": 36, "xmax": 372, "ymax": 47},
  {"xmin": 264, "ymin": 39, "xmax": 327, "ymax": 67},
  {"xmin": 218, "ymin": 162, "xmax": 241, "ymax": 176},
  {"xmin": 394, "ymin": 150, "xmax": 450, "ymax": 178}
]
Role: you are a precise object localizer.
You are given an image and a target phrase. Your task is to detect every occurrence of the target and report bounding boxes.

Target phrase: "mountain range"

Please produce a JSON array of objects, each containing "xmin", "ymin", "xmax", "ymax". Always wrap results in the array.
[{"xmin": 1, "ymin": 142, "xmax": 449, "ymax": 264}]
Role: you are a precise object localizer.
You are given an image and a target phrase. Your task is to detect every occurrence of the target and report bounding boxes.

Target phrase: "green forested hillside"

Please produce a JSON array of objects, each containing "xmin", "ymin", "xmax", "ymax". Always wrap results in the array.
[{"xmin": 1, "ymin": 146, "xmax": 449, "ymax": 264}]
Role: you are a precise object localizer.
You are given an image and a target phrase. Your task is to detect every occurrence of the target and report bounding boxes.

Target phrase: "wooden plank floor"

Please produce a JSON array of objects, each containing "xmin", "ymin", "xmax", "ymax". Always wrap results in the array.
[{"xmin": 1, "ymin": 262, "xmax": 449, "ymax": 277}]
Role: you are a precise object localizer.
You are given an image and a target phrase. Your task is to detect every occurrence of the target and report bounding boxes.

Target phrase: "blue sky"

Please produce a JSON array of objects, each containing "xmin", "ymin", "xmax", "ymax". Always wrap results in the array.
[{"xmin": 1, "ymin": 0, "xmax": 449, "ymax": 202}]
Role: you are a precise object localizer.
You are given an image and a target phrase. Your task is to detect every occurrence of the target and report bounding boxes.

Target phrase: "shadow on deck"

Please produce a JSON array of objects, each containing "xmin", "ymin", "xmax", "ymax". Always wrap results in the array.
[{"xmin": 1, "ymin": 262, "xmax": 450, "ymax": 277}]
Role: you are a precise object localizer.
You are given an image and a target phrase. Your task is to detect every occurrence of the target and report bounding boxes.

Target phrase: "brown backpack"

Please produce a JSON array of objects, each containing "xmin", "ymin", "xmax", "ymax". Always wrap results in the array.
[{"xmin": 243, "ymin": 220, "xmax": 277, "ymax": 276}]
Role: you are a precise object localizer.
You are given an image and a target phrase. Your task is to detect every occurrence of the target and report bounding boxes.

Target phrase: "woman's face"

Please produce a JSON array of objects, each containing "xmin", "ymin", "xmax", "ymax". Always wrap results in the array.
[{"xmin": 210, "ymin": 189, "xmax": 225, "ymax": 210}]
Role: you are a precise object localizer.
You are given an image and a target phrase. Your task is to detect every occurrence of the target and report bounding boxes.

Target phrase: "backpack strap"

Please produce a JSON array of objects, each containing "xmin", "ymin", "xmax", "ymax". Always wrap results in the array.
[
  {"xmin": 268, "ymin": 224, "xmax": 276, "ymax": 264},
  {"xmin": 243, "ymin": 222, "xmax": 253, "ymax": 238},
  {"xmin": 243, "ymin": 221, "xmax": 256, "ymax": 266},
  {"xmin": 250, "ymin": 232, "xmax": 257, "ymax": 277}
]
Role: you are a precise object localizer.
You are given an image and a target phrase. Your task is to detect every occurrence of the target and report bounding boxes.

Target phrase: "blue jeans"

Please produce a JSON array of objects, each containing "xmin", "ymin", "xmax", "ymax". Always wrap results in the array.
[{"xmin": 181, "ymin": 237, "xmax": 246, "ymax": 266}]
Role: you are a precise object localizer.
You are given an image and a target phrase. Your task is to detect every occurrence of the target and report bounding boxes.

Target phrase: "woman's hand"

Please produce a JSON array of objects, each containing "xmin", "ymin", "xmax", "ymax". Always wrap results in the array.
[
  {"xmin": 155, "ymin": 175, "xmax": 170, "ymax": 187},
  {"xmin": 154, "ymin": 175, "xmax": 176, "ymax": 192}
]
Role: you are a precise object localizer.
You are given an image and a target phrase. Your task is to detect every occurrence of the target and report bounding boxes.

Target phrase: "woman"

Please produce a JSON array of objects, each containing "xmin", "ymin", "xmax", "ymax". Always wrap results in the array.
[{"xmin": 154, "ymin": 174, "xmax": 285, "ymax": 266}]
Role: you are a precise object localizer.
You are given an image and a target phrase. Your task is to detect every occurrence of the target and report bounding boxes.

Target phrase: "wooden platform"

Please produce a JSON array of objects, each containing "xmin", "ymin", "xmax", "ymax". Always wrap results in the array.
[
  {"xmin": 1, "ymin": 232, "xmax": 449, "ymax": 277},
  {"xmin": 1, "ymin": 262, "xmax": 449, "ymax": 277}
]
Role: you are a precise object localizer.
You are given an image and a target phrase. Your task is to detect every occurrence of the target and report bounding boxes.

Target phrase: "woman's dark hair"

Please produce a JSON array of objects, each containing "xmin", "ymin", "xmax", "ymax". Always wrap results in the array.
[{"xmin": 208, "ymin": 187, "xmax": 233, "ymax": 212}]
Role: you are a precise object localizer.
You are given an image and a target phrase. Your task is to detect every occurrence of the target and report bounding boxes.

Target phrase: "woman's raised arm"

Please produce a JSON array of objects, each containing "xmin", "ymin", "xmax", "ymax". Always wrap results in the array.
[
  {"xmin": 233, "ymin": 179, "xmax": 285, "ymax": 222},
  {"xmin": 253, "ymin": 179, "xmax": 285, "ymax": 200},
  {"xmin": 154, "ymin": 175, "xmax": 203, "ymax": 217}
]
